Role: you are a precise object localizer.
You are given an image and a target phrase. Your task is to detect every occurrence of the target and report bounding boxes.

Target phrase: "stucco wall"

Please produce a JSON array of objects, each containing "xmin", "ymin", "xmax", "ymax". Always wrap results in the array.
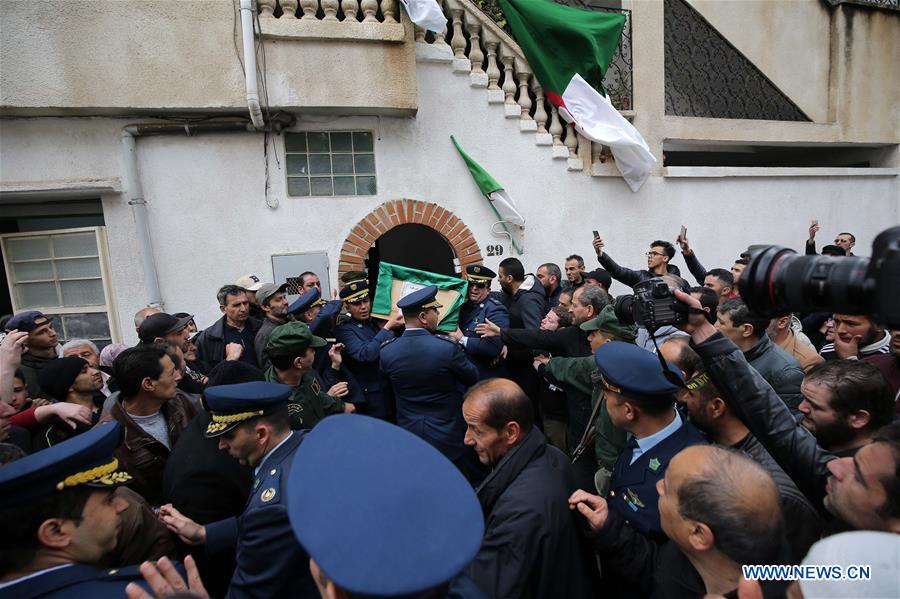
[
  {"xmin": 2, "ymin": 56, "xmax": 898, "ymax": 344},
  {"xmin": 0, "ymin": 0, "xmax": 417, "ymax": 115}
]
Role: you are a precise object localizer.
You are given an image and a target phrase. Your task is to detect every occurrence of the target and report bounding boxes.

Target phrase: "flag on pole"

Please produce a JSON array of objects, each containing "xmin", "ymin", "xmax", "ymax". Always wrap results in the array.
[
  {"xmin": 399, "ymin": 0, "xmax": 447, "ymax": 33},
  {"xmin": 370, "ymin": 262, "xmax": 468, "ymax": 332},
  {"xmin": 451, "ymin": 135, "xmax": 525, "ymax": 254},
  {"xmin": 499, "ymin": 0, "xmax": 656, "ymax": 192}
]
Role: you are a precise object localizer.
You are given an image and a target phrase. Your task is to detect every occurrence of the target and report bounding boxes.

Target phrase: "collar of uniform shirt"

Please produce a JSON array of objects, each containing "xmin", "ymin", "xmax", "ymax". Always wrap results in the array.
[
  {"xmin": 630, "ymin": 409, "xmax": 682, "ymax": 465},
  {"xmin": 254, "ymin": 430, "xmax": 294, "ymax": 477}
]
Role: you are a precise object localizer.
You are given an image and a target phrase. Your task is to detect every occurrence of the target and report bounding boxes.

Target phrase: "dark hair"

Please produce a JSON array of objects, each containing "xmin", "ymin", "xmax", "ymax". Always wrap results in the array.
[
  {"xmin": 650, "ymin": 240, "xmax": 675, "ymax": 260},
  {"xmin": 619, "ymin": 393, "xmax": 674, "ymax": 417},
  {"xmin": 677, "ymin": 449, "xmax": 782, "ymax": 565},
  {"xmin": 837, "ymin": 232, "xmax": 856, "ymax": 243},
  {"xmin": 498, "ymin": 258, "xmax": 525, "ymax": 282},
  {"xmin": 299, "ymin": 271, "xmax": 317, "ymax": 283},
  {"xmin": 805, "ymin": 361, "xmax": 894, "ymax": 431},
  {"xmin": 565, "ymin": 255, "xmax": 585, "ymax": 267},
  {"xmin": 734, "ymin": 258, "xmax": 749, "ymax": 266},
  {"xmin": 705, "ymin": 268, "xmax": 734, "ymax": 287},
  {"xmin": 114, "ymin": 345, "xmax": 167, "ymax": 398},
  {"xmin": 13, "ymin": 368, "xmax": 26, "ymax": 383},
  {"xmin": 689, "ymin": 286, "xmax": 720, "ymax": 315},
  {"xmin": 538, "ymin": 263, "xmax": 562, "ymax": 281},
  {"xmin": 551, "ymin": 306, "xmax": 573, "ymax": 327},
  {"xmin": 345, "ymin": 584, "xmax": 449, "ymax": 599},
  {"xmin": 717, "ymin": 299, "xmax": 769, "ymax": 339},
  {"xmin": 206, "ymin": 361, "xmax": 265, "ymax": 387},
  {"xmin": 0, "ymin": 443, "xmax": 25, "ymax": 466},
  {"xmin": 466, "ymin": 379, "xmax": 534, "ymax": 434},
  {"xmin": 236, "ymin": 404, "xmax": 291, "ymax": 435},
  {"xmin": 217, "ymin": 284, "xmax": 246, "ymax": 306},
  {"xmin": 578, "ymin": 285, "xmax": 611, "ymax": 313},
  {"xmin": 0, "ymin": 486, "xmax": 93, "ymax": 577},
  {"xmin": 270, "ymin": 348, "xmax": 309, "ymax": 372},
  {"xmin": 873, "ymin": 421, "xmax": 900, "ymax": 520},
  {"xmin": 153, "ymin": 341, "xmax": 183, "ymax": 371}
]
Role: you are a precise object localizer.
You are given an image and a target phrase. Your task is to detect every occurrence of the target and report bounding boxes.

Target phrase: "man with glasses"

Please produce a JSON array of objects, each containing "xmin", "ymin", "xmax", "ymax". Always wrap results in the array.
[
  {"xmin": 807, "ymin": 222, "xmax": 856, "ymax": 256},
  {"xmin": 450, "ymin": 265, "xmax": 509, "ymax": 380},
  {"xmin": 592, "ymin": 236, "xmax": 680, "ymax": 289}
]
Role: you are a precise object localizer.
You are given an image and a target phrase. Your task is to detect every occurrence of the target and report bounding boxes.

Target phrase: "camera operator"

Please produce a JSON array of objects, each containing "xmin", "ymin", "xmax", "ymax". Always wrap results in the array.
[
  {"xmin": 672, "ymin": 289, "xmax": 900, "ymax": 534},
  {"xmin": 715, "ymin": 299, "xmax": 805, "ymax": 413}
]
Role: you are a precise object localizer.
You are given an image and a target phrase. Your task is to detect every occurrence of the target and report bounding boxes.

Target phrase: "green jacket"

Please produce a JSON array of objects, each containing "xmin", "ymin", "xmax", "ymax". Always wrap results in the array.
[
  {"xmin": 545, "ymin": 355, "xmax": 627, "ymax": 469},
  {"xmin": 265, "ymin": 367, "xmax": 344, "ymax": 430}
]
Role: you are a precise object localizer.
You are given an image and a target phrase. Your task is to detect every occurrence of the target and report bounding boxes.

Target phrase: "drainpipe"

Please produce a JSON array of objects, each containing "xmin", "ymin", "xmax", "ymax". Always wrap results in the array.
[
  {"xmin": 121, "ymin": 122, "xmax": 256, "ymax": 309},
  {"xmin": 240, "ymin": 0, "xmax": 265, "ymax": 130}
]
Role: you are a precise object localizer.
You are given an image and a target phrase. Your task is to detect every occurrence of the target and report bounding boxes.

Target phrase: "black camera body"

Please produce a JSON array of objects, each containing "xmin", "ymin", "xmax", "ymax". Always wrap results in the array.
[
  {"xmin": 740, "ymin": 225, "xmax": 900, "ymax": 328},
  {"xmin": 614, "ymin": 277, "xmax": 686, "ymax": 331}
]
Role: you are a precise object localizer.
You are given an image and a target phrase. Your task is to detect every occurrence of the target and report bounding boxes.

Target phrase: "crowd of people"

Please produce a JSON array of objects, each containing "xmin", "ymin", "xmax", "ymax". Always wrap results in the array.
[{"xmin": 0, "ymin": 223, "xmax": 898, "ymax": 599}]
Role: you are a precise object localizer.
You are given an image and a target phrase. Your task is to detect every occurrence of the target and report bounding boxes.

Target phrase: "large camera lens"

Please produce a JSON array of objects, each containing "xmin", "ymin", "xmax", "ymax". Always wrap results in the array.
[
  {"xmin": 613, "ymin": 294, "xmax": 636, "ymax": 326},
  {"xmin": 739, "ymin": 247, "xmax": 871, "ymax": 318}
]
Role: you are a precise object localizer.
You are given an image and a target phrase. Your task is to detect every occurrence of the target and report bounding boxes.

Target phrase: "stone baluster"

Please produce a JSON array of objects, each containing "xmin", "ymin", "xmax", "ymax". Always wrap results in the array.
[
  {"xmin": 360, "ymin": 0, "xmax": 377, "ymax": 21},
  {"xmin": 342, "ymin": 0, "xmax": 359, "ymax": 21},
  {"xmin": 381, "ymin": 0, "xmax": 398, "ymax": 22},
  {"xmin": 280, "ymin": 0, "xmax": 299, "ymax": 17},
  {"xmin": 564, "ymin": 125, "xmax": 579, "ymax": 160},
  {"xmin": 532, "ymin": 81, "xmax": 548, "ymax": 135},
  {"xmin": 548, "ymin": 105, "xmax": 563, "ymax": 145},
  {"xmin": 466, "ymin": 19, "xmax": 484, "ymax": 75},
  {"xmin": 500, "ymin": 53, "xmax": 519, "ymax": 117},
  {"xmin": 449, "ymin": 9, "xmax": 466, "ymax": 60},
  {"xmin": 515, "ymin": 63, "xmax": 533, "ymax": 126},
  {"xmin": 299, "ymin": 0, "xmax": 318, "ymax": 18},
  {"xmin": 258, "ymin": 0, "xmax": 277, "ymax": 17},
  {"xmin": 414, "ymin": 25, "xmax": 426, "ymax": 43},
  {"xmin": 482, "ymin": 30, "xmax": 501, "ymax": 100}
]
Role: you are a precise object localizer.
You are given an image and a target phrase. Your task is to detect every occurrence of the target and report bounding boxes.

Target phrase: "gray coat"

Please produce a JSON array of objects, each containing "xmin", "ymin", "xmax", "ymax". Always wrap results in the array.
[{"xmin": 742, "ymin": 335, "xmax": 805, "ymax": 413}]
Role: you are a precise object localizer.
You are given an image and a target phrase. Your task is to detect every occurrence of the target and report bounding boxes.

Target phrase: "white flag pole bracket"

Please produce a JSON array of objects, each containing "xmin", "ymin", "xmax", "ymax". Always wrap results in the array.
[{"xmin": 491, "ymin": 221, "xmax": 525, "ymax": 255}]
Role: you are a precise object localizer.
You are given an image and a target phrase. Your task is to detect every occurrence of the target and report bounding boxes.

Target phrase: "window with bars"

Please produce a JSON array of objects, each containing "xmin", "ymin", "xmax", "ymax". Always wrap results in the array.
[
  {"xmin": 285, "ymin": 131, "xmax": 377, "ymax": 197},
  {"xmin": 1, "ymin": 227, "xmax": 118, "ymax": 347}
]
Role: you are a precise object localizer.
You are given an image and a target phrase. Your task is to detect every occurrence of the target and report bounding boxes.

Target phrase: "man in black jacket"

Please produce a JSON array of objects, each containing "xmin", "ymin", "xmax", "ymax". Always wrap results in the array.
[
  {"xmin": 463, "ymin": 378, "xmax": 594, "ymax": 599},
  {"xmin": 194, "ymin": 284, "xmax": 262, "ymax": 368},
  {"xmin": 591, "ymin": 236, "xmax": 682, "ymax": 288},
  {"xmin": 674, "ymin": 289, "xmax": 900, "ymax": 534}
]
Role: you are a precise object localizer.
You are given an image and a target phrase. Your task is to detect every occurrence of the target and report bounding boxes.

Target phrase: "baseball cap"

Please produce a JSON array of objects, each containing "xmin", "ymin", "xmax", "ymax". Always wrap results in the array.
[{"xmin": 236, "ymin": 274, "xmax": 264, "ymax": 292}]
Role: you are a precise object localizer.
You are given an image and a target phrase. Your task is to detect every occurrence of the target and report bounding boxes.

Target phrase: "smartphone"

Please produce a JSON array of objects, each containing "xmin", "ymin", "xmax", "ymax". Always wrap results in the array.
[
  {"xmin": 679, "ymin": 225, "xmax": 687, "ymax": 239},
  {"xmin": 592, "ymin": 230, "xmax": 600, "ymax": 239},
  {"xmin": 812, "ymin": 219, "xmax": 818, "ymax": 226}
]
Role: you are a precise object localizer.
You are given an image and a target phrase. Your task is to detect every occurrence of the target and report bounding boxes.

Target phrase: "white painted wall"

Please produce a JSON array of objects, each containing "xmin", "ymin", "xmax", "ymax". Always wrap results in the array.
[{"xmin": 2, "ymin": 57, "xmax": 898, "ymax": 344}]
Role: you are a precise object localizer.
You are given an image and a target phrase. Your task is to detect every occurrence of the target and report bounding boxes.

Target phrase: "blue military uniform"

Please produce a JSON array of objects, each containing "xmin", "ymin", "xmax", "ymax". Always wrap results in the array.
[
  {"xmin": 333, "ymin": 281, "xmax": 397, "ymax": 420},
  {"xmin": 0, "ymin": 422, "xmax": 160, "ymax": 599},
  {"xmin": 380, "ymin": 286, "xmax": 481, "ymax": 477},
  {"xmin": 288, "ymin": 287, "xmax": 343, "ymax": 338},
  {"xmin": 288, "ymin": 414, "xmax": 486, "ymax": 598},
  {"xmin": 202, "ymin": 382, "xmax": 317, "ymax": 599},
  {"xmin": 458, "ymin": 265, "xmax": 509, "ymax": 379},
  {"xmin": 595, "ymin": 342, "xmax": 707, "ymax": 539}
]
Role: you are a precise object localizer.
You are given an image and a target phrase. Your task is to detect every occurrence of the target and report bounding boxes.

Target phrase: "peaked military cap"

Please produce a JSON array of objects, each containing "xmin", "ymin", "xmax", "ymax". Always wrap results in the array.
[
  {"xmin": 0, "ymin": 422, "xmax": 131, "ymax": 508},
  {"xmin": 288, "ymin": 415, "xmax": 484, "ymax": 596},
  {"xmin": 288, "ymin": 287, "xmax": 325, "ymax": 315},
  {"xmin": 267, "ymin": 321, "xmax": 327, "ymax": 357},
  {"xmin": 579, "ymin": 305, "xmax": 638, "ymax": 341},
  {"xmin": 465, "ymin": 264, "xmax": 496, "ymax": 282},
  {"xmin": 340, "ymin": 270, "xmax": 368, "ymax": 285},
  {"xmin": 594, "ymin": 341, "xmax": 684, "ymax": 403},
  {"xmin": 203, "ymin": 381, "xmax": 292, "ymax": 437},
  {"xmin": 339, "ymin": 281, "xmax": 369, "ymax": 303},
  {"xmin": 396, "ymin": 285, "xmax": 442, "ymax": 312}
]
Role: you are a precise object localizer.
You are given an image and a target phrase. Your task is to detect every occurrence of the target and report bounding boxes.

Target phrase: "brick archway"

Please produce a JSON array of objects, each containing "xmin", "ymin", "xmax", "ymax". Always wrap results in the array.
[{"xmin": 338, "ymin": 200, "xmax": 483, "ymax": 281}]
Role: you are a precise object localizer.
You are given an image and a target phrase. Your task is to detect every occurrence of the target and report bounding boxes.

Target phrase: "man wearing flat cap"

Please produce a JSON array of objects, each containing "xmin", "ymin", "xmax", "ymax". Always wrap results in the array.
[
  {"xmin": 450, "ymin": 264, "xmax": 510, "ymax": 380},
  {"xmin": 0, "ymin": 422, "xmax": 159, "ymax": 597},
  {"xmin": 264, "ymin": 322, "xmax": 354, "ymax": 431},
  {"xmin": 251, "ymin": 282, "xmax": 291, "ymax": 369},
  {"xmin": 158, "ymin": 381, "xmax": 318, "ymax": 599},
  {"xmin": 333, "ymin": 280, "xmax": 404, "ymax": 420},
  {"xmin": 380, "ymin": 286, "xmax": 482, "ymax": 481}
]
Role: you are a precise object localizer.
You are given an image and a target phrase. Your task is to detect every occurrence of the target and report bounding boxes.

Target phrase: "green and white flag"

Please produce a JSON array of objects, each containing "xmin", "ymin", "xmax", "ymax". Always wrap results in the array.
[
  {"xmin": 370, "ymin": 262, "xmax": 468, "ymax": 331},
  {"xmin": 399, "ymin": 0, "xmax": 447, "ymax": 33},
  {"xmin": 499, "ymin": 0, "xmax": 656, "ymax": 192},
  {"xmin": 451, "ymin": 135, "xmax": 525, "ymax": 254}
]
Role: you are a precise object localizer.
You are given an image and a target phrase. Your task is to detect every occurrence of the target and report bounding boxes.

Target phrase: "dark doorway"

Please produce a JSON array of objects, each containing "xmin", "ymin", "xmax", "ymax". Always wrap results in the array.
[{"xmin": 365, "ymin": 224, "xmax": 457, "ymax": 298}]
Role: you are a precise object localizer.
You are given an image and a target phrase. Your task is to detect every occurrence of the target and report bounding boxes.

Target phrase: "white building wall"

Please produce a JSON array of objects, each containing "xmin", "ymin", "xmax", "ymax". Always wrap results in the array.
[{"xmin": 2, "ymin": 57, "xmax": 898, "ymax": 344}]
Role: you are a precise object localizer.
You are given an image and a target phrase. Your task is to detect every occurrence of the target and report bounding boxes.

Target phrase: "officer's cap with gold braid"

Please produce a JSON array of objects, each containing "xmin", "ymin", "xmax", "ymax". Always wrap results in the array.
[
  {"xmin": 0, "ymin": 422, "xmax": 131, "ymax": 508},
  {"xmin": 396, "ymin": 285, "xmax": 443, "ymax": 313},
  {"xmin": 465, "ymin": 264, "xmax": 497, "ymax": 282},
  {"xmin": 203, "ymin": 381, "xmax": 293, "ymax": 437},
  {"xmin": 339, "ymin": 281, "xmax": 369, "ymax": 303}
]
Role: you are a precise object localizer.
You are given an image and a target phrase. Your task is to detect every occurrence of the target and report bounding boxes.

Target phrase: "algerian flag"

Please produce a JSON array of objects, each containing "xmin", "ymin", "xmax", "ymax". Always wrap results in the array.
[
  {"xmin": 451, "ymin": 135, "xmax": 525, "ymax": 254},
  {"xmin": 399, "ymin": 0, "xmax": 447, "ymax": 33},
  {"xmin": 499, "ymin": 0, "xmax": 656, "ymax": 192},
  {"xmin": 370, "ymin": 262, "xmax": 468, "ymax": 331}
]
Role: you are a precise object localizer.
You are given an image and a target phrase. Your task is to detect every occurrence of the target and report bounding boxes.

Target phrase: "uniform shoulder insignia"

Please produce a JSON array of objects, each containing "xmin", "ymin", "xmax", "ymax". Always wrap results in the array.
[
  {"xmin": 380, "ymin": 337, "xmax": 398, "ymax": 348},
  {"xmin": 435, "ymin": 334, "xmax": 457, "ymax": 344},
  {"xmin": 104, "ymin": 565, "xmax": 145, "ymax": 580}
]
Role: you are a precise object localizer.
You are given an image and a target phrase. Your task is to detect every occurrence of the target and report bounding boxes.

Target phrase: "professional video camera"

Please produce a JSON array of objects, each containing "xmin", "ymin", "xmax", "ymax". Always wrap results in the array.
[
  {"xmin": 613, "ymin": 277, "xmax": 687, "ymax": 331},
  {"xmin": 739, "ymin": 225, "xmax": 900, "ymax": 328}
]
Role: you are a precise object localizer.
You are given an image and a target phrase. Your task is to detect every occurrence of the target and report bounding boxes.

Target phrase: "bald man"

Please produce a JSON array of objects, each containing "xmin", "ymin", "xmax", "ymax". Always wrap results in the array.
[
  {"xmin": 570, "ymin": 445, "xmax": 785, "ymax": 597},
  {"xmin": 134, "ymin": 306, "xmax": 162, "ymax": 335}
]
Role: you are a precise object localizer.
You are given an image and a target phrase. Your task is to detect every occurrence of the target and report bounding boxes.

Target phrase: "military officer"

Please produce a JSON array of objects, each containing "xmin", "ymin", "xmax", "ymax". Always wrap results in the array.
[
  {"xmin": 0, "ymin": 422, "xmax": 158, "ymax": 598},
  {"xmin": 264, "ymin": 322, "xmax": 353, "ymax": 430},
  {"xmin": 380, "ymin": 286, "xmax": 483, "ymax": 481},
  {"xmin": 333, "ymin": 280, "xmax": 404, "ymax": 420},
  {"xmin": 288, "ymin": 286, "xmax": 342, "ymax": 338},
  {"xmin": 450, "ymin": 264, "xmax": 510, "ymax": 379},
  {"xmin": 591, "ymin": 341, "xmax": 707, "ymax": 540},
  {"xmin": 158, "ymin": 381, "xmax": 318, "ymax": 599}
]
